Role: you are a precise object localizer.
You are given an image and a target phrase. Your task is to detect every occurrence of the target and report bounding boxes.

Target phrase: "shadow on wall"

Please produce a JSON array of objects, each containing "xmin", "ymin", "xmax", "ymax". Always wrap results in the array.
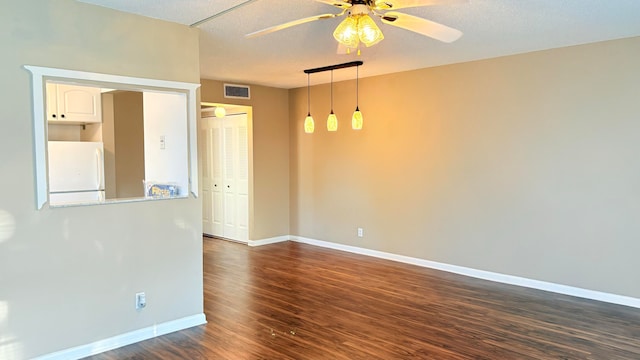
[{"xmin": 0, "ymin": 210, "xmax": 19, "ymax": 358}]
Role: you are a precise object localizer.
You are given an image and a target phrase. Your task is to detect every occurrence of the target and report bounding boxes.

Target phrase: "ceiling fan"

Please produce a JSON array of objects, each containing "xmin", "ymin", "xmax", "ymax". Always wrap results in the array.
[{"xmin": 246, "ymin": 0, "xmax": 465, "ymax": 53}]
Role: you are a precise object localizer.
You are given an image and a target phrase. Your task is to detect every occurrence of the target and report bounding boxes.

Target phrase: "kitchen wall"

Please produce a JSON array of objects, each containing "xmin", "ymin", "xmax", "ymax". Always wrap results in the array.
[
  {"xmin": 200, "ymin": 80, "xmax": 290, "ymax": 241},
  {"xmin": 289, "ymin": 36, "xmax": 640, "ymax": 299},
  {"xmin": 112, "ymin": 91, "xmax": 145, "ymax": 198},
  {"xmin": 0, "ymin": 1, "xmax": 202, "ymax": 359},
  {"xmin": 102, "ymin": 93, "xmax": 118, "ymax": 199}
]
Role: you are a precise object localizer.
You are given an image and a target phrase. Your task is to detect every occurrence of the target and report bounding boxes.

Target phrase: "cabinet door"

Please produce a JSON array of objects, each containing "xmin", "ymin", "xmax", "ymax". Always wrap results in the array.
[
  {"xmin": 51, "ymin": 84, "xmax": 102, "ymax": 123},
  {"xmin": 46, "ymin": 83, "xmax": 59, "ymax": 121}
]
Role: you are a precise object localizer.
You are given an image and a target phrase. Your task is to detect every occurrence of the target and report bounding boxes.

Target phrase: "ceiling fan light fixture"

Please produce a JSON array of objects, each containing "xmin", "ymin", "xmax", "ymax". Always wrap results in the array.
[
  {"xmin": 357, "ymin": 14, "xmax": 384, "ymax": 47},
  {"xmin": 333, "ymin": 13, "xmax": 384, "ymax": 50},
  {"xmin": 333, "ymin": 16, "xmax": 360, "ymax": 48}
]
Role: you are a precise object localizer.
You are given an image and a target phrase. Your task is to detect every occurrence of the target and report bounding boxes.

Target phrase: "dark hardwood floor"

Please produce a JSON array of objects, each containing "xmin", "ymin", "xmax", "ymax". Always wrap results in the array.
[{"xmin": 86, "ymin": 238, "xmax": 640, "ymax": 359}]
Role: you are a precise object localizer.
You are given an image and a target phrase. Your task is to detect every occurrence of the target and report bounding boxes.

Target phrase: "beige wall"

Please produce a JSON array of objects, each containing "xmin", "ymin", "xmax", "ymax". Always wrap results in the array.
[
  {"xmin": 201, "ymin": 80, "xmax": 290, "ymax": 240},
  {"xmin": 113, "ymin": 91, "xmax": 145, "ymax": 198},
  {"xmin": 102, "ymin": 93, "xmax": 117, "ymax": 199},
  {"xmin": 0, "ymin": 1, "xmax": 202, "ymax": 359},
  {"xmin": 290, "ymin": 36, "xmax": 640, "ymax": 299}
]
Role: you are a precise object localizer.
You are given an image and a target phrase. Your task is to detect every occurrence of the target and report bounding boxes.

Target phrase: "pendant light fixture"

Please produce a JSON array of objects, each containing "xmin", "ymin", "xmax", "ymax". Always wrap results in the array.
[
  {"xmin": 352, "ymin": 64, "xmax": 363, "ymax": 130},
  {"xmin": 327, "ymin": 69, "xmax": 338, "ymax": 132},
  {"xmin": 303, "ymin": 73, "xmax": 315, "ymax": 133},
  {"xmin": 303, "ymin": 61, "xmax": 363, "ymax": 133}
]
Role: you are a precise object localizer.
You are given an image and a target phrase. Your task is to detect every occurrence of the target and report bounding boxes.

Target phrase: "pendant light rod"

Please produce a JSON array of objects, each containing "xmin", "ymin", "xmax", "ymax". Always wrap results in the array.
[
  {"xmin": 356, "ymin": 64, "xmax": 359, "ymax": 108},
  {"xmin": 307, "ymin": 73, "xmax": 311, "ymax": 115},
  {"xmin": 304, "ymin": 61, "xmax": 363, "ymax": 74},
  {"xmin": 330, "ymin": 70, "xmax": 334, "ymax": 111}
]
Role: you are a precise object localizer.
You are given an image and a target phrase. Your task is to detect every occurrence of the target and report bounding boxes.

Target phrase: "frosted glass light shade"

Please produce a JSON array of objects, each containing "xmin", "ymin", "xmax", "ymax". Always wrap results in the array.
[
  {"xmin": 333, "ymin": 16, "xmax": 359, "ymax": 48},
  {"xmin": 352, "ymin": 108, "xmax": 363, "ymax": 130},
  {"xmin": 327, "ymin": 112, "xmax": 338, "ymax": 132},
  {"xmin": 214, "ymin": 106, "xmax": 226, "ymax": 118},
  {"xmin": 304, "ymin": 114, "xmax": 315, "ymax": 133},
  {"xmin": 358, "ymin": 15, "xmax": 384, "ymax": 47}
]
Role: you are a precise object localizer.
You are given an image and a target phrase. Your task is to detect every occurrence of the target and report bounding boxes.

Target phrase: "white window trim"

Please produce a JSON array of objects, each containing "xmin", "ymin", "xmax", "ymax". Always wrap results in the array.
[{"xmin": 24, "ymin": 65, "xmax": 200, "ymax": 209}]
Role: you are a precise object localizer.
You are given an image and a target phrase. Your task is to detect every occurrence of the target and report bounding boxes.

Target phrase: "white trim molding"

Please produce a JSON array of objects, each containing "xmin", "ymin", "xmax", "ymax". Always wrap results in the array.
[
  {"xmin": 248, "ymin": 235, "xmax": 290, "ymax": 247},
  {"xmin": 34, "ymin": 313, "xmax": 206, "ymax": 360},
  {"xmin": 290, "ymin": 236, "xmax": 640, "ymax": 309},
  {"xmin": 24, "ymin": 65, "xmax": 201, "ymax": 209}
]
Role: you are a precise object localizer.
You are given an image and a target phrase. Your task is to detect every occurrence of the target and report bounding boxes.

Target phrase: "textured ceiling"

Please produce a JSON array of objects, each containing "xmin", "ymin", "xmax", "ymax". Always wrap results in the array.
[{"xmin": 77, "ymin": 0, "xmax": 640, "ymax": 89}]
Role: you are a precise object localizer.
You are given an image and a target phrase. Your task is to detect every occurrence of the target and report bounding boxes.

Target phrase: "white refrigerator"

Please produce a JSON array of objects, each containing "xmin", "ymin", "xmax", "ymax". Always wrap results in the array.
[{"xmin": 48, "ymin": 141, "xmax": 105, "ymax": 205}]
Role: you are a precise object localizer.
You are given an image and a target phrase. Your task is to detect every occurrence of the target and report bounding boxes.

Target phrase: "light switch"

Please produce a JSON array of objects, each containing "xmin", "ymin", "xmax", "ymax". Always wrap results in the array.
[{"xmin": 160, "ymin": 135, "xmax": 166, "ymax": 150}]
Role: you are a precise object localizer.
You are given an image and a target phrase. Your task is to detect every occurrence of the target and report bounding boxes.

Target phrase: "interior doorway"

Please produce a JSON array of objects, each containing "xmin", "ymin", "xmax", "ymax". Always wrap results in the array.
[{"xmin": 200, "ymin": 104, "xmax": 252, "ymax": 243}]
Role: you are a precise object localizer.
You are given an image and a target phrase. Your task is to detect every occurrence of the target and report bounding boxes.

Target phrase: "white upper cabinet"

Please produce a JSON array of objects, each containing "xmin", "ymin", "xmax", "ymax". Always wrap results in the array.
[{"xmin": 46, "ymin": 83, "xmax": 102, "ymax": 123}]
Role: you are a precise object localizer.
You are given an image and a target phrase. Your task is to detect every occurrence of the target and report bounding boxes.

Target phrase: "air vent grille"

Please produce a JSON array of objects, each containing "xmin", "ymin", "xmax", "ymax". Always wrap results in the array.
[{"xmin": 224, "ymin": 84, "xmax": 250, "ymax": 99}]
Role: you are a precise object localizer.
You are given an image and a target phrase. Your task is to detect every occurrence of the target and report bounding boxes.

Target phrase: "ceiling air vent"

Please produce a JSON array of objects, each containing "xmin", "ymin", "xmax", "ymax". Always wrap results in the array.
[{"xmin": 224, "ymin": 83, "xmax": 250, "ymax": 99}]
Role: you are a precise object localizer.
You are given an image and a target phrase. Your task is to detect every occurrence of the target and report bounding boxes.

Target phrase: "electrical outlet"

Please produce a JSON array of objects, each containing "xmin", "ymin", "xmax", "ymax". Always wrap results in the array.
[
  {"xmin": 135, "ymin": 292, "xmax": 146, "ymax": 310},
  {"xmin": 357, "ymin": 227, "xmax": 364, "ymax": 238}
]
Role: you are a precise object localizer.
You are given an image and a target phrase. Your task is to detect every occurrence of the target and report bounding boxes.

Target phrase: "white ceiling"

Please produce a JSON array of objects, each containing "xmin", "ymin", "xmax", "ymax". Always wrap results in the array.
[{"xmin": 77, "ymin": 0, "xmax": 640, "ymax": 89}]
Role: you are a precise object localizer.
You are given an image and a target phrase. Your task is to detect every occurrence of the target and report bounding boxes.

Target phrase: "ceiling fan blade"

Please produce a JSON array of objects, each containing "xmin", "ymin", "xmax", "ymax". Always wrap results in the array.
[
  {"xmin": 315, "ymin": 0, "xmax": 352, "ymax": 9},
  {"xmin": 246, "ymin": 13, "xmax": 339, "ymax": 38},
  {"xmin": 374, "ymin": 0, "xmax": 467, "ymax": 10},
  {"xmin": 381, "ymin": 11, "xmax": 462, "ymax": 43}
]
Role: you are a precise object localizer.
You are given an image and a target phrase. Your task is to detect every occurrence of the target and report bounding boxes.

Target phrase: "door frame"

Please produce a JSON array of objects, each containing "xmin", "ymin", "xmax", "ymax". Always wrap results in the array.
[{"xmin": 200, "ymin": 103, "xmax": 253, "ymax": 243}]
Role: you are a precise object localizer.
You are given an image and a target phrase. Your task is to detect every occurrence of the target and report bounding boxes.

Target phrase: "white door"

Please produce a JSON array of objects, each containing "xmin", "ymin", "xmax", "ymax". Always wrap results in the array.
[
  {"xmin": 201, "ymin": 116, "xmax": 223, "ymax": 236},
  {"xmin": 201, "ymin": 113, "xmax": 248, "ymax": 242}
]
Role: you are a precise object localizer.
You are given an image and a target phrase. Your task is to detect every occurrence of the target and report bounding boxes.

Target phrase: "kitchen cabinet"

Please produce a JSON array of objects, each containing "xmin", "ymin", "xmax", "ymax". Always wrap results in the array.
[{"xmin": 46, "ymin": 83, "xmax": 102, "ymax": 124}]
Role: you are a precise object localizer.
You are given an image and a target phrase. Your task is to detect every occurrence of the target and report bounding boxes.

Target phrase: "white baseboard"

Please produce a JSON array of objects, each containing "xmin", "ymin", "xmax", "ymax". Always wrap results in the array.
[
  {"xmin": 34, "ymin": 313, "xmax": 207, "ymax": 360},
  {"xmin": 291, "ymin": 236, "xmax": 640, "ymax": 309},
  {"xmin": 248, "ymin": 235, "xmax": 290, "ymax": 247}
]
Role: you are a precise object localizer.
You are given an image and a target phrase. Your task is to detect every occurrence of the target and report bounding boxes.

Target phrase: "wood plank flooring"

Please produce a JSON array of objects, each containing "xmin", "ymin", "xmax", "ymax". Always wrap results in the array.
[{"xmin": 86, "ymin": 238, "xmax": 640, "ymax": 359}]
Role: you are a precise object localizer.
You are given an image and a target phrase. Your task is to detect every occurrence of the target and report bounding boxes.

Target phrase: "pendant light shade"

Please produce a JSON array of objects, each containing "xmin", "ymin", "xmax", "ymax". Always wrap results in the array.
[
  {"xmin": 304, "ymin": 73, "xmax": 314, "ymax": 133},
  {"xmin": 304, "ymin": 114, "xmax": 315, "ymax": 133},
  {"xmin": 352, "ymin": 64, "xmax": 363, "ymax": 130},
  {"xmin": 352, "ymin": 107, "xmax": 363, "ymax": 130},
  {"xmin": 357, "ymin": 14, "xmax": 384, "ymax": 47},
  {"xmin": 327, "ymin": 112, "xmax": 338, "ymax": 131},
  {"xmin": 327, "ymin": 70, "xmax": 338, "ymax": 132},
  {"xmin": 333, "ymin": 16, "xmax": 359, "ymax": 49}
]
